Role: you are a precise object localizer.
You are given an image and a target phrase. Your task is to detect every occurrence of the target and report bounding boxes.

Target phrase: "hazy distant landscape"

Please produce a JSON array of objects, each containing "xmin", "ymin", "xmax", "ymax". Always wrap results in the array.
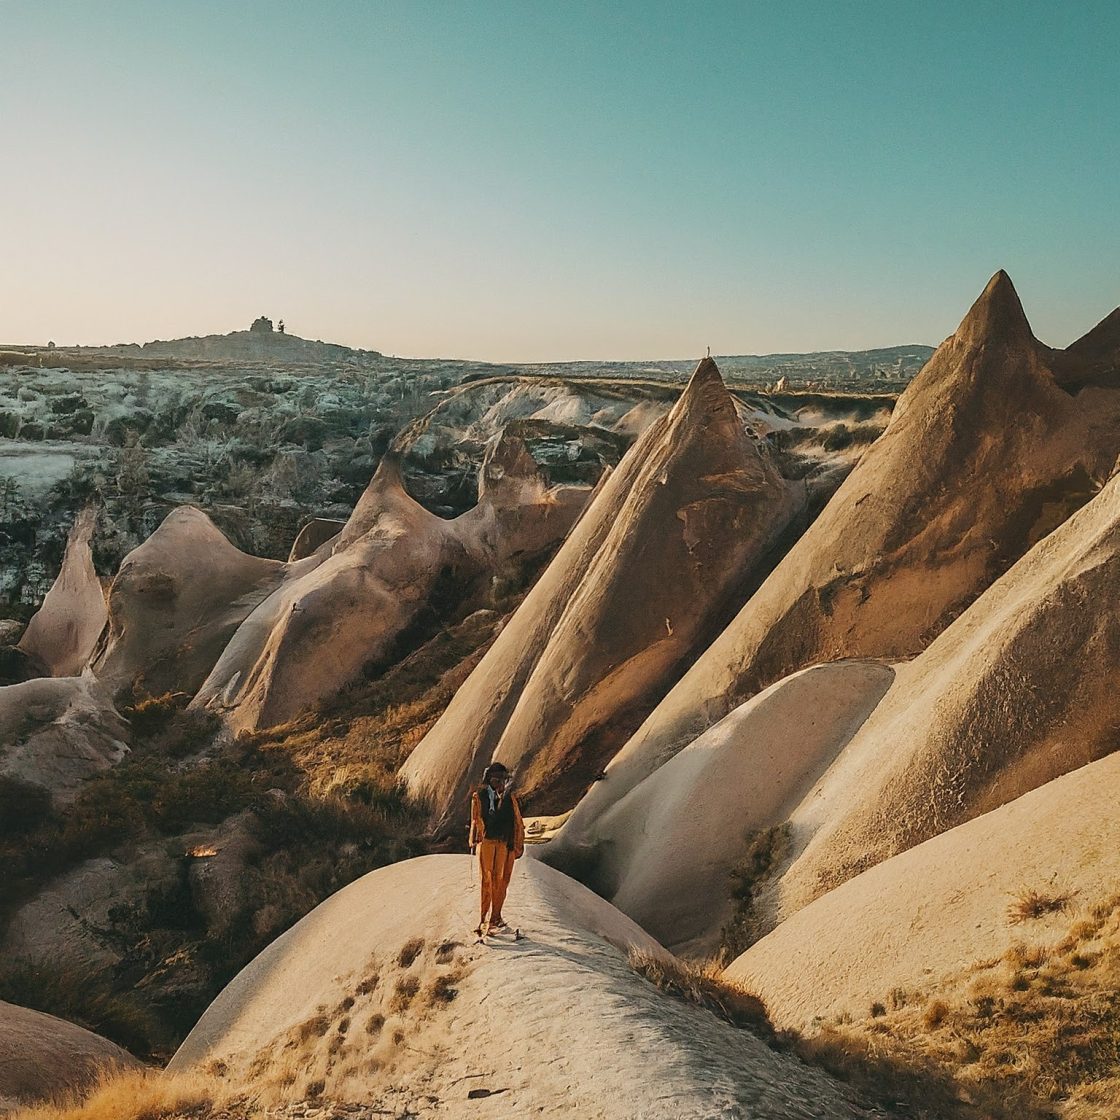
[{"xmin": 0, "ymin": 327, "xmax": 927, "ymax": 621}]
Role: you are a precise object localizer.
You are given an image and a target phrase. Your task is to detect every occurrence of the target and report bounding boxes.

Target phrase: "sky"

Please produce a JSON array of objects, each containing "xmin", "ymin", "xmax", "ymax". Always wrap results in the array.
[{"xmin": 1, "ymin": 1, "xmax": 1118, "ymax": 362}]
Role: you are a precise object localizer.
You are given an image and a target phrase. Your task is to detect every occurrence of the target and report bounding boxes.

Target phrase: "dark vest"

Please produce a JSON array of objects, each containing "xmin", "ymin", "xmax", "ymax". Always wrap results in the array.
[{"xmin": 478, "ymin": 786, "xmax": 516, "ymax": 844}]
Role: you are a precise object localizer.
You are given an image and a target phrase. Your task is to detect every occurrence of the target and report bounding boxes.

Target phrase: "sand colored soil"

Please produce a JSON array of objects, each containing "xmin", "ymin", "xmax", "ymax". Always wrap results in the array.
[
  {"xmin": 196, "ymin": 438, "xmax": 588, "ymax": 732},
  {"xmin": 0, "ymin": 674, "xmax": 128, "ymax": 805},
  {"xmin": 170, "ymin": 855, "xmax": 876, "ymax": 1120},
  {"xmin": 17, "ymin": 508, "xmax": 106, "ymax": 678},
  {"xmin": 544, "ymin": 661, "xmax": 894, "ymax": 957},
  {"xmin": 0, "ymin": 1000, "xmax": 141, "ymax": 1112},
  {"xmin": 771, "ymin": 465, "xmax": 1120, "ymax": 921},
  {"xmin": 93, "ymin": 507, "xmax": 289, "ymax": 698},
  {"xmin": 600, "ymin": 273, "xmax": 1120, "ymax": 809},
  {"xmin": 726, "ymin": 751, "xmax": 1120, "ymax": 1031},
  {"xmin": 402, "ymin": 359, "xmax": 803, "ymax": 823}
]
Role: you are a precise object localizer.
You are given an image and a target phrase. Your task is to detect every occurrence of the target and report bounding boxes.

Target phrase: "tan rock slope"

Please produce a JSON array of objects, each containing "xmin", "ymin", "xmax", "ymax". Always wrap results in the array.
[
  {"xmin": 93, "ymin": 506, "xmax": 289, "ymax": 698},
  {"xmin": 196, "ymin": 438, "xmax": 589, "ymax": 732},
  {"xmin": 402, "ymin": 359, "xmax": 803, "ymax": 822},
  {"xmin": 0, "ymin": 1000, "xmax": 141, "ymax": 1113},
  {"xmin": 725, "ymin": 751, "xmax": 1120, "ymax": 1031},
  {"xmin": 17, "ymin": 508, "xmax": 107, "ymax": 678},
  {"xmin": 170, "ymin": 855, "xmax": 877, "ymax": 1120},
  {"xmin": 769, "ymin": 461, "xmax": 1120, "ymax": 921},
  {"xmin": 545, "ymin": 660, "xmax": 894, "ymax": 957},
  {"xmin": 0, "ymin": 674, "xmax": 129, "ymax": 805},
  {"xmin": 580, "ymin": 272, "xmax": 1120, "ymax": 822}
]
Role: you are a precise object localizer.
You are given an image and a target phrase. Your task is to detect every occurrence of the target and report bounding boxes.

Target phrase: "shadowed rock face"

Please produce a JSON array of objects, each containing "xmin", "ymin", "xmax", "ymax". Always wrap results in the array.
[
  {"xmin": 93, "ymin": 506, "xmax": 289, "ymax": 698},
  {"xmin": 0, "ymin": 675, "xmax": 129, "ymax": 806},
  {"xmin": 0, "ymin": 1000, "xmax": 141, "ymax": 1110},
  {"xmin": 581, "ymin": 273, "xmax": 1120, "ymax": 821},
  {"xmin": 402, "ymin": 359, "xmax": 805, "ymax": 823},
  {"xmin": 17, "ymin": 508, "xmax": 106, "ymax": 677},
  {"xmin": 194, "ymin": 439, "xmax": 591, "ymax": 732}
]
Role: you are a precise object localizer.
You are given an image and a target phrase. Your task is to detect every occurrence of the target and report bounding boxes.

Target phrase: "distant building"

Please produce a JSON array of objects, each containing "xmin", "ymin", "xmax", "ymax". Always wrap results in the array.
[{"xmin": 250, "ymin": 316, "xmax": 274, "ymax": 334}]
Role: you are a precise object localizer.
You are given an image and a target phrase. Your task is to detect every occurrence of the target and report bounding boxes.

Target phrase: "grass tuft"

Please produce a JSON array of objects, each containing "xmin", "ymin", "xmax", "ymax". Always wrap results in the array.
[{"xmin": 1008, "ymin": 887, "xmax": 1077, "ymax": 924}]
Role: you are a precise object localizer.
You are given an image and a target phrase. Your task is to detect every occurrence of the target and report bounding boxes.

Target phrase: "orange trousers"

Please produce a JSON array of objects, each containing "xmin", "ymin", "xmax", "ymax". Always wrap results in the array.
[{"xmin": 477, "ymin": 839, "xmax": 516, "ymax": 924}]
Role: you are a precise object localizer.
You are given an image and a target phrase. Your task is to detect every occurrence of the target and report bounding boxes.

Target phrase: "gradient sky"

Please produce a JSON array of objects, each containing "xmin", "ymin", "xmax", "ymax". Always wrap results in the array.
[{"xmin": 2, "ymin": 1, "xmax": 1118, "ymax": 361}]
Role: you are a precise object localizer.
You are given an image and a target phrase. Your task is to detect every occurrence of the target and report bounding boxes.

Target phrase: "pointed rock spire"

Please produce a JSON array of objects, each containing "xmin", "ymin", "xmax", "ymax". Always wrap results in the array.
[
  {"xmin": 1067, "ymin": 306, "xmax": 1120, "ymax": 362},
  {"xmin": 955, "ymin": 270, "xmax": 1036, "ymax": 350}
]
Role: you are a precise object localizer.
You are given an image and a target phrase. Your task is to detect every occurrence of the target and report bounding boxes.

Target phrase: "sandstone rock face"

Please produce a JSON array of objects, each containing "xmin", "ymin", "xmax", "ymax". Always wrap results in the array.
[
  {"xmin": 286, "ymin": 517, "xmax": 345, "ymax": 561},
  {"xmin": 93, "ymin": 506, "xmax": 289, "ymax": 698},
  {"xmin": 598, "ymin": 273, "xmax": 1120, "ymax": 816},
  {"xmin": 196, "ymin": 440, "xmax": 590, "ymax": 732},
  {"xmin": 17, "ymin": 507, "xmax": 107, "ymax": 678},
  {"xmin": 726, "ymin": 752, "xmax": 1120, "ymax": 1031},
  {"xmin": 770, "ymin": 463, "xmax": 1120, "ymax": 921},
  {"xmin": 402, "ymin": 359, "xmax": 804, "ymax": 822},
  {"xmin": 170, "ymin": 856, "xmax": 877, "ymax": 1120},
  {"xmin": 0, "ymin": 675, "xmax": 129, "ymax": 806},
  {"xmin": 546, "ymin": 661, "xmax": 894, "ymax": 957},
  {"xmin": 0, "ymin": 1000, "xmax": 141, "ymax": 1111}
]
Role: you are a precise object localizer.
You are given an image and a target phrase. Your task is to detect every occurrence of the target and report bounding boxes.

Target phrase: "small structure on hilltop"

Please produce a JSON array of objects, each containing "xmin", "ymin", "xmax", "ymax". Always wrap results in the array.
[{"xmin": 250, "ymin": 316, "xmax": 274, "ymax": 334}]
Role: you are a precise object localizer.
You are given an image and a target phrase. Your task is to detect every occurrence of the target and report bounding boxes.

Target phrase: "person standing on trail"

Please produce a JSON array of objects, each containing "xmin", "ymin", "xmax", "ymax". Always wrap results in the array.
[{"xmin": 469, "ymin": 762, "xmax": 525, "ymax": 934}]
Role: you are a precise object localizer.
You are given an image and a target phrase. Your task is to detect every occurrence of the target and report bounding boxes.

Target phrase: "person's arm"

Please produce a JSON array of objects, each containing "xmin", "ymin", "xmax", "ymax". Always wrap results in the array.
[
  {"xmin": 468, "ymin": 791, "xmax": 482, "ymax": 850},
  {"xmin": 512, "ymin": 794, "xmax": 525, "ymax": 858}
]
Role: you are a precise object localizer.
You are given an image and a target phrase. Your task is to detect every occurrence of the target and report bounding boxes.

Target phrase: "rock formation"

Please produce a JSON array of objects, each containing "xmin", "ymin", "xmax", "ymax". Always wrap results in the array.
[
  {"xmin": 17, "ymin": 508, "xmax": 107, "ymax": 677},
  {"xmin": 725, "ymin": 751, "xmax": 1120, "ymax": 1031},
  {"xmin": 0, "ymin": 674, "xmax": 129, "ymax": 805},
  {"xmin": 770, "ymin": 461, "xmax": 1120, "ymax": 920},
  {"xmin": 93, "ymin": 507, "xmax": 289, "ymax": 698},
  {"xmin": 196, "ymin": 438, "xmax": 590, "ymax": 732},
  {"xmin": 169, "ymin": 855, "xmax": 877, "ymax": 1119},
  {"xmin": 286, "ymin": 517, "xmax": 345, "ymax": 561},
  {"xmin": 402, "ymin": 358, "xmax": 804, "ymax": 823},
  {"xmin": 585, "ymin": 273, "xmax": 1120, "ymax": 821},
  {"xmin": 0, "ymin": 1000, "xmax": 140, "ymax": 1112},
  {"xmin": 546, "ymin": 661, "xmax": 894, "ymax": 956}
]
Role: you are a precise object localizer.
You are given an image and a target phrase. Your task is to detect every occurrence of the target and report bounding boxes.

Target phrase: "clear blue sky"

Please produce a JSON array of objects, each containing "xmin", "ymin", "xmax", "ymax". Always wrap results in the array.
[{"xmin": 1, "ymin": 1, "xmax": 1117, "ymax": 360}]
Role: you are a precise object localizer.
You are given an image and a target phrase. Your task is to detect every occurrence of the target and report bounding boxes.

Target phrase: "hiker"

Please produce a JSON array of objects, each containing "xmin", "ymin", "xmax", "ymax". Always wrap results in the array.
[{"xmin": 469, "ymin": 762, "xmax": 525, "ymax": 934}]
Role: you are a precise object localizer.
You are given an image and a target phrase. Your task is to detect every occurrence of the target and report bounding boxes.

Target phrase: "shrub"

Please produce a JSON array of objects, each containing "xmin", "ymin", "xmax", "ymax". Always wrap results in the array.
[{"xmin": 719, "ymin": 824, "xmax": 791, "ymax": 960}]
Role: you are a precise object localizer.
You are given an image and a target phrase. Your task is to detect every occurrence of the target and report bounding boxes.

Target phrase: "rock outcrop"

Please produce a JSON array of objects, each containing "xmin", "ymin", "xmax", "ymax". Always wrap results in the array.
[
  {"xmin": 196, "ymin": 439, "xmax": 590, "ymax": 732},
  {"xmin": 588, "ymin": 273, "xmax": 1120, "ymax": 820},
  {"xmin": 769, "ymin": 461, "xmax": 1120, "ymax": 921},
  {"xmin": 726, "ymin": 751, "xmax": 1120, "ymax": 1031},
  {"xmin": 170, "ymin": 855, "xmax": 877, "ymax": 1120},
  {"xmin": 0, "ymin": 1000, "xmax": 141, "ymax": 1112},
  {"xmin": 402, "ymin": 359, "xmax": 804, "ymax": 822},
  {"xmin": 93, "ymin": 507, "xmax": 289, "ymax": 698},
  {"xmin": 546, "ymin": 661, "xmax": 894, "ymax": 956},
  {"xmin": 17, "ymin": 508, "xmax": 106, "ymax": 677},
  {"xmin": 0, "ymin": 674, "xmax": 129, "ymax": 806}
]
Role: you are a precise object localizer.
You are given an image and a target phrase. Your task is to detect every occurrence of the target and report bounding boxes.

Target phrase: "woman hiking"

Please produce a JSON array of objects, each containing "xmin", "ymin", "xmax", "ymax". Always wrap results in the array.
[{"xmin": 469, "ymin": 762, "xmax": 525, "ymax": 935}]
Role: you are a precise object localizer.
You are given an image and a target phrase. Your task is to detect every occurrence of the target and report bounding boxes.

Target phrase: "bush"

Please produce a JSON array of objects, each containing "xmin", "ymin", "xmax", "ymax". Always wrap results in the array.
[{"xmin": 0, "ymin": 775, "xmax": 52, "ymax": 838}]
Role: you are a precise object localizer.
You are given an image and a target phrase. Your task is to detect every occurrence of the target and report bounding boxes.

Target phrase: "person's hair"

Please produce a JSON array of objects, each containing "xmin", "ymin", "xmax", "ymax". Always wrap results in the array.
[{"xmin": 482, "ymin": 762, "xmax": 509, "ymax": 783}]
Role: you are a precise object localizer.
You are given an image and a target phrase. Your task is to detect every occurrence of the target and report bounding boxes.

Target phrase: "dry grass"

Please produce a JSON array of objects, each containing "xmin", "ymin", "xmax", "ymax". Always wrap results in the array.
[
  {"xmin": 1009, "ymin": 887, "xmax": 1077, "ymax": 924},
  {"xmin": 397, "ymin": 937, "xmax": 425, "ymax": 968},
  {"xmin": 719, "ymin": 824, "xmax": 791, "ymax": 961},
  {"xmin": 239, "ymin": 606, "xmax": 506, "ymax": 796},
  {"xmin": 628, "ymin": 950, "xmax": 771, "ymax": 1034},
  {"xmin": 801, "ymin": 892, "xmax": 1120, "ymax": 1119},
  {"xmin": 13, "ymin": 1067, "xmax": 221, "ymax": 1120}
]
